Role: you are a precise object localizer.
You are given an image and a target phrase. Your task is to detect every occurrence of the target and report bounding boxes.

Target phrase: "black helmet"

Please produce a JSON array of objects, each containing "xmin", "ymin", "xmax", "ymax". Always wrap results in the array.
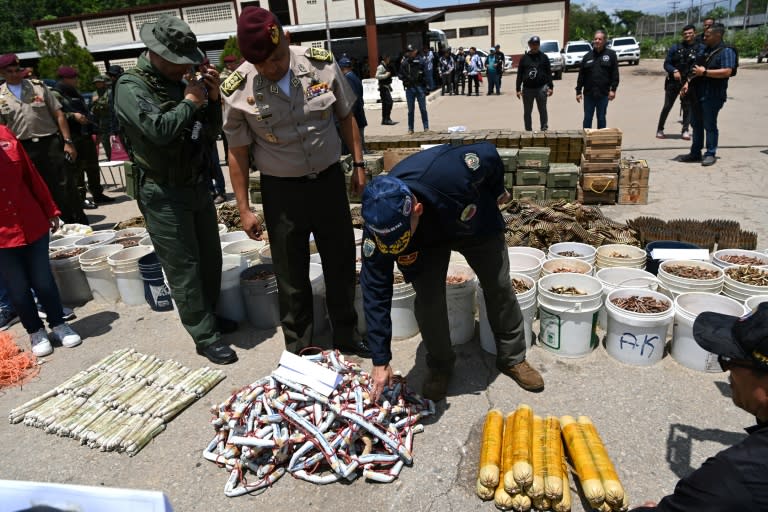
[{"xmin": 107, "ymin": 65, "xmax": 124, "ymax": 77}]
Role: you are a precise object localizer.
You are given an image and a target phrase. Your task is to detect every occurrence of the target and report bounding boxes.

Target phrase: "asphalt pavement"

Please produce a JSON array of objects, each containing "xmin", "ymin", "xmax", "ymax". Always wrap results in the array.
[{"xmin": 0, "ymin": 59, "xmax": 766, "ymax": 512}]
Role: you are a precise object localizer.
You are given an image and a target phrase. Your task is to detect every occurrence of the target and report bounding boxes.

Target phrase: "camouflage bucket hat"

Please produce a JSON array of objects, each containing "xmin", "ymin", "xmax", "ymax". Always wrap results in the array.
[{"xmin": 140, "ymin": 14, "xmax": 204, "ymax": 65}]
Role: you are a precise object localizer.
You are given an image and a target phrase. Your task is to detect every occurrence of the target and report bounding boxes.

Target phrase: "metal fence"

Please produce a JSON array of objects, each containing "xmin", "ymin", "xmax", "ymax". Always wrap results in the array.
[{"xmin": 636, "ymin": 0, "xmax": 768, "ymax": 38}]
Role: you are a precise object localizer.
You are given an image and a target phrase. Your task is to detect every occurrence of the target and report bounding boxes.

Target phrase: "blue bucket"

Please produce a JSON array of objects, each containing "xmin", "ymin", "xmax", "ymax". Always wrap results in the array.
[
  {"xmin": 138, "ymin": 253, "xmax": 173, "ymax": 311},
  {"xmin": 645, "ymin": 240, "xmax": 701, "ymax": 275}
]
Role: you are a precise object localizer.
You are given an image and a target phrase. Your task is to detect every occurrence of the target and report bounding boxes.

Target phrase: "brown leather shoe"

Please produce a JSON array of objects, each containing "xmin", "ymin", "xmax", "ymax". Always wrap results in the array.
[
  {"xmin": 422, "ymin": 369, "xmax": 452, "ymax": 402},
  {"xmin": 497, "ymin": 360, "xmax": 544, "ymax": 392}
]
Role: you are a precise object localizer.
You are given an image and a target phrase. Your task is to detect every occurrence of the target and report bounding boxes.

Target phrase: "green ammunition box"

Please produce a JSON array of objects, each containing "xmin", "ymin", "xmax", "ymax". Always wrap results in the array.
[
  {"xmin": 517, "ymin": 147, "xmax": 551, "ymax": 169},
  {"xmin": 546, "ymin": 163, "xmax": 580, "ymax": 188},
  {"xmin": 512, "ymin": 185, "xmax": 546, "ymax": 201},
  {"xmin": 546, "ymin": 188, "xmax": 578, "ymax": 201},
  {"xmin": 497, "ymin": 148, "xmax": 519, "ymax": 173},
  {"xmin": 515, "ymin": 169, "xmax": 548, "ymax": 186}
]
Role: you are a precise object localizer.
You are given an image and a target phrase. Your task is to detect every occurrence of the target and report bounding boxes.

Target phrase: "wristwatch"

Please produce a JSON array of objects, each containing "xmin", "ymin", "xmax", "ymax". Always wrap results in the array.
[
  {"xmin": 352, "ymin": 161, "xmax": 366, "ymax": 169},
  {"xmin": 63, "ymin": 138, "xmax": 74, "ymax": 145}
]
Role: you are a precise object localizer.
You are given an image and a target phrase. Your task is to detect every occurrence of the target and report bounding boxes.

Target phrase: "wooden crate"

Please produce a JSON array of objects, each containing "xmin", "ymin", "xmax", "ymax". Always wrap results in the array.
[
  {"xmin": 581, "ymin": 172, "xmax": 618, "ymax": 192},
  {"xmin": 519, "ymin": 132, "xmax": 533, "ymax": 147},
  {"xmin": 577, "ymin": 185, "xmax": 617, "ymax": 205},
  {"xmin": 618, "ymin": 158, "xmax": 650, "ymax": 188},
  {"xmin": 532, "ymin": 132, "xmax": 547, "ymax": 147},
  {"xmin": 583, "ymin": 147, "xmax": 622, "ymax": 161},
  {"xmin": 581, "ymin": 154, "xmax": 619, "ymax": 173},
  {"xmin": 617, "ymin": 185, "xmax": 649, "ymax": 205},
  {"xmin": 383, "ymin": 148, "xmax": 421, "ymax": 171},
  {"xmin": 584, "ymin": 128, "xmax": 623, "ymax": 147}
]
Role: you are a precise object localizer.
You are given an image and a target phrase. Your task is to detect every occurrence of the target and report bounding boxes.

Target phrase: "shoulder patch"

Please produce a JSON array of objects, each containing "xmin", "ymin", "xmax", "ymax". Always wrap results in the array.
[
  {"xmin": 220, "ymin": 71, "xmax": 245, "ymax": 97},
  {"xmin": 464, "ymin": 152, "xmax": 480, "ymax": 171},
  {"xmin": 397, "ymin": 252, "xmax": 419, "ymax": 266},
  {"xmin": 306, "ymin": 48, "xmax": 333, "ymax": 63},
  {"xmin": 29, "ymin": 79, "xmax": 43, "ymax": 86},
  {"xmin": 362, "ymin": 238, "xmax": 376, "ymax": 258}
]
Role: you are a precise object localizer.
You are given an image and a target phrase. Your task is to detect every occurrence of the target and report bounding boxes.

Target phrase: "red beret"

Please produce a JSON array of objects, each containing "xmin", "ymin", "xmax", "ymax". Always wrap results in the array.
[
  {"xmin": 223, "ymin": 55, "xmax": 237, "ymax": 63},
  {"xmin": 57, "ymin": 66, "xmax": 78, "ymax": 79},
  {"xmin": 0, "ymin": 53, "xmax": 19, "ymax": 69},
  {"xmin": 237, "ymin": 7, "xmax": 283, "ymax": 64}
]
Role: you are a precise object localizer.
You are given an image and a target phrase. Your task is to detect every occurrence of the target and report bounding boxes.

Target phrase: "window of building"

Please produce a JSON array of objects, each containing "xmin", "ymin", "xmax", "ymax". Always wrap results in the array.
[
  {"xmin": 307, "ymin": 0, "xmax": 317, "ymax": 4},
  {"xmin": 458, "ymin": 26, "xmax": 489, "ymax": 38},
  {"xmin": 133, "ymin": 10, "xmax": 179, "ymax": 33},
  {"xmin": 311, "ymin": 41, "xmax": 324, "ymax": 48},
  {"xmin": 499, "ymin": 19, "xmax": 559, "ymax": 35},
  {"xmin": 443, "ymin": 28, "xmax": 457, "ymax": 39},
  {"xmin": 184, "ymin": 4, "xmax": 234, "ymax": 24},
  {"xmin": 39, "ymin": 22, "xmax": 79, "ymax": 35},
  {"xmin": 85, "ymin": 17, "xmax": 128, "ymax": 37}
]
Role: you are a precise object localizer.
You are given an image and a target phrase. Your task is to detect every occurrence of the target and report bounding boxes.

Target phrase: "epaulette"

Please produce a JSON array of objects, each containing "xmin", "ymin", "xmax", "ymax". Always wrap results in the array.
[
  {"xmin": 305, "ymin": 48, "xmax": 333, "ymax": 63},
  {"xmin": 220, "ymin": 70, "xmax": 246, "ymax": 97},
  {"xmin": 29, "ymin": 79, "xmax": 43, "ymax": 85}
]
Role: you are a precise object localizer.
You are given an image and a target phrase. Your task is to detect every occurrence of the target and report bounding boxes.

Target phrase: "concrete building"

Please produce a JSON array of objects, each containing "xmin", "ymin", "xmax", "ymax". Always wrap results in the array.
[{"xmin": 26, "ymin": 0, "xmax": 568, "ymax": 73}]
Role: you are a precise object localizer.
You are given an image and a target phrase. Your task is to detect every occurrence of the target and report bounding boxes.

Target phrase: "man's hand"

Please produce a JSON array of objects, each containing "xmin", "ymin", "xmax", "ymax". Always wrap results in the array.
[
  {"xmin": 63, "ymin": 143, "xmax": 77, "ymax": 162},
  {"xmin": 349, "ymin": 167, "xmax": 366, "ymax": 197},
  {"xmin": 608, "ymin": 90, "xmax": 616, "ymax": 101},
  {"xmin": 240, "ymin": 210, "xmax": 264, "ymax": 241},
  {"xmin": 673, "ymin": 70, "xmax": 682, "ymax": 82},
  {"xmin": 184, "ymin": 81, "xmax": 208, "ymax": 107},
  {"xmin": 516, "ymin": 91, "xmax": 522, "ymax": 99},
  {"xmin": 370, "ymin": 364, "xmax": 394, "ymax": 403},
  {"xmin": 73, "ymin": 113, "xmax": 89, "ymax": 125},
  {"xmin": 497, "ymin": 189, "xmax": 511, "ymax": 206},
  {"xmin": 547, "ymin": 88, "xmax": 554, "ymax": 97},
  {"xmin": 576, "ymin": 94, "xmax": 583, "ymax": 103},
  {"xmin": 49, "ymin": 217, "xmax": 60, "ymax": 233},
  {"xmin": 200, "ymin": 67, "xmax": 221, "ymax": 102},
  {"xmin": 680, "ymin": 82, "xmax": 689, "ymax": 97},
  {"xmin": 693, "ymin": 64, "xmax": 705, "ymax": 77}
]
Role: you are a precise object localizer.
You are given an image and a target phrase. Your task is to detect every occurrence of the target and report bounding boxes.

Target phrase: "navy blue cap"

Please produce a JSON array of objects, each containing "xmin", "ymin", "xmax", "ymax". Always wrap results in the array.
[
  {"xmin": 694, "ymin": 302, "xmax": 768, "ymax": 369},
  {"xmin": 338, "ymin": 57, "xmax": 352, "ymax": 68},
  {"xmin": 362, "ymin": 176, "xmax": 414, "ymax": 255},
  {"xmin": 529, "ymin": 35, "xmax": 541, "ymax": 44}
]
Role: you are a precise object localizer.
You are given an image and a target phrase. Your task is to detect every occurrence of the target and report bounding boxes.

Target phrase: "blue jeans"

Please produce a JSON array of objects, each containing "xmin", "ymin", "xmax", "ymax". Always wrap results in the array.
[
  {"xmin": 0, "ymin": 233, "xmax": 65, "ymax": 333},
  {"xmin": 405, "ymin": 86, "xmax": 429, "ymax": 132},
  {"xmin": 487, "ymin": 72, "xmax": 500, "ymax": 94},
  {"xmin": 0, "ymin": 277, "xmax": 14, "ymax": 313},
  {"xmin": 690, "ymin": 95, "xmax": 725, "ymax": 157},
  {"xmin": 582, "ymin": 94, "xmax": 610, "ymax": 129}
]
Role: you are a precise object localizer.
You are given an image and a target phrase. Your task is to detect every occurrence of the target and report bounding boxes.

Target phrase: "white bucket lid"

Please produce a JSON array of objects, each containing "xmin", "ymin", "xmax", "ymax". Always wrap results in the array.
[{"xmin": 107, "ymin": 246, "xmax": 154, "ymax": 266}]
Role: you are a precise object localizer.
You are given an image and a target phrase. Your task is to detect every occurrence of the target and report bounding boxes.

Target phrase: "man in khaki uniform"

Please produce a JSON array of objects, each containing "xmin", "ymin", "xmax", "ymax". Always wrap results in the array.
[
  {"xmin": 223, "ymin": 7, "xmax": 370, "ymax": 357},
  {"xmin": 0, "ymin": 53, "xmax": 80, "ymax": 223}
]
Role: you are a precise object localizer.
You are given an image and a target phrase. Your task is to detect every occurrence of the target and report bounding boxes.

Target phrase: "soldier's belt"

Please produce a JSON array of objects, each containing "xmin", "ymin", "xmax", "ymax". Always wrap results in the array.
[
  {"xmin": 262, "ymin": 162, "xmax": 340, "ymax": 183},
  {"xmin": 20, "ymin": 133, "xmax": 58, "ymax": 143}
]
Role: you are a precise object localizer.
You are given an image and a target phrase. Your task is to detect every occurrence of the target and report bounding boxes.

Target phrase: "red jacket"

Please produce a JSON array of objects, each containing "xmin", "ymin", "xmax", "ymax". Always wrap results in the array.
[{"xmin": 0, "ymin": 124, "xmax": 60, "ymax": 248}]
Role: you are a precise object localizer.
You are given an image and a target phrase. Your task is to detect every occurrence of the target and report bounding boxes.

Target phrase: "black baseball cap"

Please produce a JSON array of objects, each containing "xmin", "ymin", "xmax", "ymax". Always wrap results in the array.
[{"xmin": 694, "ymin": 302, "xmax": 768, "ymax": 369}]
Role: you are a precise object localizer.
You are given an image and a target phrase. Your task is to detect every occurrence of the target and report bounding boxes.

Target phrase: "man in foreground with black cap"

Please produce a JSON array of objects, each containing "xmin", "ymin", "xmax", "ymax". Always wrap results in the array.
[
  {"xmin": 360, "ymin": 142, "xmax": 544, "ymax": 402},
  {"xmin": 516, "ymin": 36, "xmax": 554, "ymax": 132},
  {"xmin": 115, "ymin": 14, "xmax": 238, "ymax": 365},
  {"xmin": 630, "ymin": 303, "xmax": 768, "ymax": 511},
  {"xmin": 223, "ymin": 7, "xmax": 370, "ymax": 358}
]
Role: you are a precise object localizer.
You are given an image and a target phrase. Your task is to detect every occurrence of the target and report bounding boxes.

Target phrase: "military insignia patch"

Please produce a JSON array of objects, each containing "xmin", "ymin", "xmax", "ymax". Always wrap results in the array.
[
  {"xmin": 291, "ymin": 77, "xmax": 302, "ymax": 89},
  {"xmin": 270, "ymin": 84, "xmax": 278, "ymax": 95},
  {"xmin": 265, "ymin": 133, "xmax": 279, "ymax": 143},
  {"xmin": 460, "ymin": 204, "xmax": 478, "ymax": 222},
  {"xmin": 402, "ymin": 196, "xmax": 413, "ymax": 216},
  {"xmin": 362, "ymin": 238, "xmax": 376, "ymax": 258},
  {"xmin": 374, "ymin": 230, "xmax": 411, "ymax": 255},
  {"xmin": 602, "ymin": 55, "xmax": 610, "ymax": 62},
  {"xmin": 397, "ymin": 252, "xmax": 418, "ymax": 266},
  {"xmin": 268, "ymin": 24, "xmax": 280, "ymax": 45},
  {"xmin": 220, "ymin": 71, "xmax": 245, "ymax": 97},
  {"xmin": 464, "ymin": 152, "xmax": 480, "ymax": 171},
  {"xmin": 247, "ymin": 96, "xmax": 255, "ymax": 105},
  {"xmin": 298, "ymin": 63, "xmax": 308, "ymax": 73},
  {"xmin": 306, "ymin": 48, "xmax": 333, "ymax": 63}
]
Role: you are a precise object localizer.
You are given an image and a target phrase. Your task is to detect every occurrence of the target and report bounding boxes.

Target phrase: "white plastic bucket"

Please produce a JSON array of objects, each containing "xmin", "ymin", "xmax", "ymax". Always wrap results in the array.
[
  {"xmin": 507, "ymin": 251, "xmax": 543, "ymax": 280},
  {"xmin": 711, "ymin": 249, "xmax": 768, "ymax": 269},
  {"xmin": 108, "ymin": 246, "xmax": 154, "ymax": 305},
  {"xmin": 478, "ymin": 273, "xmax": 537, "ymax": 354},
  {"xmin": 548, "ymin": 242, "xmax": 597, "ymax": 265},
  {"xmin": 595, "ymin": 244, "xmax": 647, "ymax": 270},
  {"xmin": 240, "ymin": 264, "xmax": 279, "ymax": 329},
  {"xmin": 74, "ymin": 230, "xmax": 116, "ymax": 248},
  {"xmin": 219, "ymin": 230, "xmax": 249, "ymax": 248},
  {"xmin": 537, "ymin": 273, "xmax": 603, "ymax": 357},
  {"xmin": 596, "ymin": 267, "xmax": 660, "ymax": 329},
  {"xmin": 508, "ymin": 246, "xmax": 547, "ymax": 263},
  {"xmin": 258, "ymin": 245, "xmax": 273, "ymax": 264},
  {"xmin": 672, "ymin": 292, "xmax": 748, "ymax": 371},
  {"xmin": 447, "ymin": 264, "xmax": 478, "ymax": 346},
  {"xmin": 114, "ymin": 227, "xmax": 147, "ymax": 240},
  {"xmin": 604, "ymin": 288, "xmax": 675, "ymax": 366},
  {"xmin": 745, "ymin": 295, "xmax": 768, "ymax": 311},
  {"xmin": 310, "ymin": 263, "xmax": 329, "ymax": 336},
  {"xmin": 541, "ymin": 257, "xmax": 593, "ymax": 277},
  {"xmin": 217, "ymin": 254, "xmax": 247, "ymax": 323},
  {"xmin": 657, "ymin": 259, "xmax": 724, "ymax": 297},
  {"xmin": 354, "ymin": 270, "xmax": 418, "ymax": 339},
  {"xmin": 722, "ymin": 266, "xmax": 768, "ymax": 303},
  {"xmin": 223, "ymin": 239, "xmax": 266, "ymax": 267},
  {"xmin": 49, "ymin": 236, "xmax": 84, "ymax": 252},
  {"xmin": 79, "ymin": 244, "xmax": 123, "ymax": 303},
  {"xmin": 218, "ymin": 224, "xmax": 228, "ymax": 235},
  {"xmin": 139, "ymin": 235, "xmax": 153, "ymax": 247},
  {"xmin": 50, "ymin": 247, "xmax": 93, "ymax": 306}
]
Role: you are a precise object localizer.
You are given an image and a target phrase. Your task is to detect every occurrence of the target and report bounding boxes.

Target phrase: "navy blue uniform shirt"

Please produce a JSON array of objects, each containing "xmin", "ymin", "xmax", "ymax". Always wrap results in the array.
[
  {"xmin": 360, "ymin": 142, "xmax": 507, "ymax": 366},
  {"xmin": 692, "ymin": 42, "xmax": 736, "ymax": 101}
]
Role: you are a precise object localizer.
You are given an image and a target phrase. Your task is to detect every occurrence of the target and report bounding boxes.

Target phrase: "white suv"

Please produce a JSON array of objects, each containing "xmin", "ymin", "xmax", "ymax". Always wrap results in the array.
[
  {"xmin": 608, "ymin": 37, "xmax": 640, "ymax": 65},
  {"xmin": 562, "ymin": 40, "xmax": 592, "ymax": 71},
  {"xmin": 539, "ymin": 40, "xmax": 564, "ymax": 80}
]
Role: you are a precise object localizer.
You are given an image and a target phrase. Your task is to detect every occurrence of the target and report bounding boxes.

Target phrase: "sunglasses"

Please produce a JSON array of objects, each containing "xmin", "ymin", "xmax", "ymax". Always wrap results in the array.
[{"xmin": 718, "ymin": 355, "xmax": 765, "ymax": 372}]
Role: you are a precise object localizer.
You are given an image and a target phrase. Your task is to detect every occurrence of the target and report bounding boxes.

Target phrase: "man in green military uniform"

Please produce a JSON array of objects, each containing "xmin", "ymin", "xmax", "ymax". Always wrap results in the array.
[
  {"xmin": 91, "ymin": 75, "xmax": 112, "ymax": 160},
  {"xmin": 52, "ymin": 66, "xmax": 114, "ymax": 209},
  {"xmin": 0, "ymin": 53, "xmax": 81, "ymax": 224},
  {"xmin": 115, "ymin": 15, "xmax": 238, "ymax": 364}
]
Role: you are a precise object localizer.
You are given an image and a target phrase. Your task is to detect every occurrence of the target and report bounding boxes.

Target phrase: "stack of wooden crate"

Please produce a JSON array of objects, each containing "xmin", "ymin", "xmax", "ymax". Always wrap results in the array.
[
  {"xmin": 578, "ymin": 128, "xmax": 622, "ymax": 204},
  {"xmin": 513, "ymin": 147, "xmax": 550, "ymax": 201},
  {"xmin": 617, "ymin": 158, "xmax": 650, "ymax": 205}
]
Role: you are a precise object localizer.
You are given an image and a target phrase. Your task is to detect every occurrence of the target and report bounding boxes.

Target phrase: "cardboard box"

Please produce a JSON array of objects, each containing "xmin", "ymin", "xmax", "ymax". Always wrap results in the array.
[{"xmin": 383, "ymin": 148, "xmax": 421, "ymax": 171}]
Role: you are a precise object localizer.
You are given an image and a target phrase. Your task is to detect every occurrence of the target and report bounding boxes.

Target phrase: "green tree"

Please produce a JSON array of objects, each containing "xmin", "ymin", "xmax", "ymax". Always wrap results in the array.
[
  {"xmin": 569, "ymin": 3, "xmax": 612, "ymax": 41},
  {"xmin": 704, "ymin": 6, "xmax": 730, "ymax": 20},
  {"xmin": 220, "ymin": 36, "xmax": 241, "ymax": 71},
  {"xmin": 614, "ymin": 10, "xmax": 645, "ymax": 35},
  {"xmin": 37, "ymin": 30, "xmax": 99, "ymax": 85},
  {"xmin": 734, "ymin": 0, "xmax": 768, "ymax": 15}
]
